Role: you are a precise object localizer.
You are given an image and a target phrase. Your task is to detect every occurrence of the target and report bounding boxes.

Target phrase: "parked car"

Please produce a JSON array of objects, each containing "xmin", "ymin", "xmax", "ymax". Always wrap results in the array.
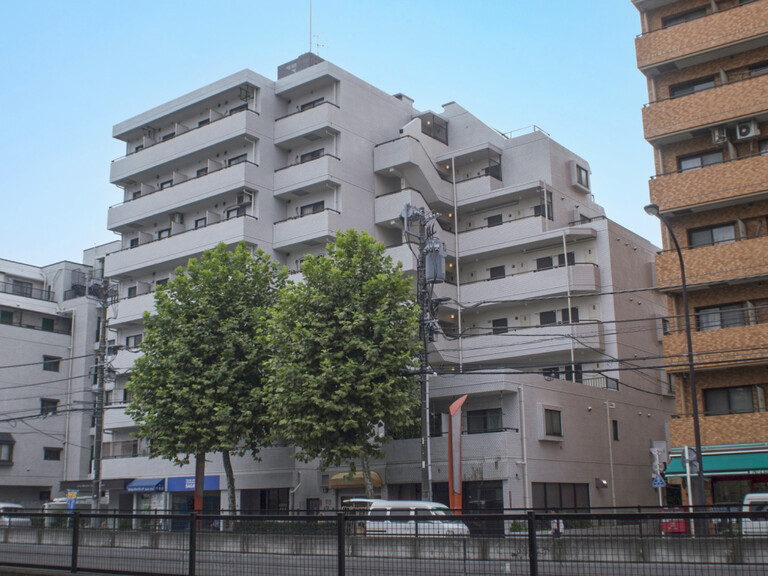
[
  {"xmin": 0, "ymin": 503, "xmax": 32, "ymax": 527},
  {"xmin": 742, "ymin": 493, "xmax": 768, "ymax": 535},
  {"xmin": 344, "ymin": 499, "xmax": 469, "ymax": 536}
]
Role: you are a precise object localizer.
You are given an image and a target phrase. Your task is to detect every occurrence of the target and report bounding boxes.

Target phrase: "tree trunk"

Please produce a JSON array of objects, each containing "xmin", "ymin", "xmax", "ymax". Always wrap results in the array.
[
  {"xmin": 221, "ymin": 450, "xmax": 237, "ymax": 521},
  {"xmin": 362, "ymin": 457, "xmax": 374, "ymax": 498},
  {"xmin": 194, "ymin": 453, "xmax": 205, "ymax": 513}
]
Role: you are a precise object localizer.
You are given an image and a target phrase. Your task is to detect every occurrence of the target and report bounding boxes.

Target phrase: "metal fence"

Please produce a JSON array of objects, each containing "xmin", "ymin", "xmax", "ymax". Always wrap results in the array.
[{"xmin": 1, "ymin": 509, "xmax": 767, "ymax": 576}]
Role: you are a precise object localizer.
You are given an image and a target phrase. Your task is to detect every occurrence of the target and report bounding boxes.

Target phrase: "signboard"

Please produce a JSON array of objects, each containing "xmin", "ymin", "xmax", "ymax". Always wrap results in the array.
[
  {"xmin": 66, "ymin": 490, "xmax": 78, "ymax": 513},
  {"xmin": 652, "ymin": 474, "xmax": 666, "ymax": 488},
  {"xmin": 166, "ymin": 475, "xmax": 220, "ymax": 492}
]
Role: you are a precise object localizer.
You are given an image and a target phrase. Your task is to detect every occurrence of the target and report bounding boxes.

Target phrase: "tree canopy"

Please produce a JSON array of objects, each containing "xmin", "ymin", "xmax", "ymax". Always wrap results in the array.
[
  {"xmin": 126, "ymin": 242, "xmax": 286, "ymax": 509},
  {"xmin": 266, "ymin": 230, "xmax": 420, "ymax": 494}
]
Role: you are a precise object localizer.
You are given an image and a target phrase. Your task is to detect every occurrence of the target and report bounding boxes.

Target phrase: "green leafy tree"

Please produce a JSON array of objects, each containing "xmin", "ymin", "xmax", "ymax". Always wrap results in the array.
[
  {"xmin": 266, "ymin": 230, "xmax": 420, "ymax": 496},
  {"xmin": 126, "ymin": 242, "xmax": 286, "ymax": 513}
]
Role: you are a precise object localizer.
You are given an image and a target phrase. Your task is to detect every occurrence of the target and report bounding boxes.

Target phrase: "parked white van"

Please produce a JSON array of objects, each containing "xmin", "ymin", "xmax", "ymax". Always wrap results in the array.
[
  {"xmin": 742, "ymin": 493, "xmax": 768, "ymax": 535},
  {"xmin": 0, "ymin": 503, "xmax": 32, "ymax": 527},
  {"xmin": 344, "ymin": 499, "xmax": 470, "ymax": 536}
]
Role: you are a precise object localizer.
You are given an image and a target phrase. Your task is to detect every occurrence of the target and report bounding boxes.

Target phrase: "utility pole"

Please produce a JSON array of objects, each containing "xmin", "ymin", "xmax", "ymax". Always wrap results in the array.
[
  {"xmin": 401, "ymin": 204, "xmax": 446, "ymax": 503},
  {"xmin": 87, "ymin": 275, "xmax": 117, "ymax": 519}
]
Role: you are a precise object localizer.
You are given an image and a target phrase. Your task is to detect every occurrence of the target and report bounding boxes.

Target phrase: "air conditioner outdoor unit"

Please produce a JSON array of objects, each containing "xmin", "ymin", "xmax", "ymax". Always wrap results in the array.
[
  {"xmin": 237, "ymin": 192, "xmax": 252, "ymax": 205},
  {"xmin": 711, "ymin": 126, "xmax": 728, "ymax": 145},
  {"xmin": 736, "ymin": 120, "xmax": 760, "ymax": 140}
]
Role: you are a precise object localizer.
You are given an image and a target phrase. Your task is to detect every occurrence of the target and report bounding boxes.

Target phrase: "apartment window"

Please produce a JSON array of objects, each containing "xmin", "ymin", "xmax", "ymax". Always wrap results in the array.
[
  {"xmin": 532, "ymin": 482, "xmax": 590, "ymax": 511},
  {"xmin": 42, "ymin": 356, "xmax": 60, "ymax": 372},
  {"xmin": 129, "ymin": 237, "xmax": 139, "ymax": 248},
  {"xmin": 156, "ymin": 278, "xmax": 169, "ymax": 288},
  {"xmin": 561, "ymin": 307, "xmax": 579, "ymax": 324},
  {"xmin": 543, "ymin": 367, "xmax": 560, "ymax": 380},
  {"xmin": 419, "ymin": 113, "xmax": 448, "ymax": 145},
  {"xmin": 576, "ymin": 165, "xmax": 589, "ymax": 188},
  {"xmin": 12, "ymin": 280, "xmax": 33, "ymax": 297},
  {"xmin": 300, "ymin": 148, "xmax": 324, "ymax": 163},
  {"xmin": 678, "ymin": 150, "xmax": 723, "ymax": 172},
  {"xmin": 39, "ymin": 490, "xmax": 51, "ymax": 501},
  {"xmin": 696, "ymin": 303, "xmax": 746, "ymax": 331},
  {"xmin": 126, "ymin": 286, "xmax": 137, "ymax": 299},
  {"xmin": 467, "ymin": 408, "xmax": 503, "ymax": 434},
  {"xmin": 196, "ymin": 167, "xmax": 208, "ymax": 177},
  {"xmin": 544, "ymin": 409, "xmax": 563, "ymax": 437},
  {"xmin": 194, "ymin": 217, "xmax": 207, "ymax": 229},
  {"xmin": 300, "ymin": 97, "xmax": 324, "ymax": 111},
  {"xmin": 760, "ymin": 139, "xmax": 768, "ymax": 155},
  {"xmin": 228, "ymin": 154, "xmax": 247, "ymax": 166},
  {"xmin": 491, "ymin": 318, "xmax": 508, "ymax": 335},
  {"xmin": 489, "ymin": 265, "xmax": 505, "ymax": 280},
  {"xmin": 704, "ymin": 386, "xmax": 754, "ymax": 415},
  {"xmin": 558, "ymin": 252, "xmax": 575, "ymax": 267},
  {"xmin": 0, "ymin": 310, "xmax": 12, "ymax": 324},
  {"xmin": 688, "ymin": 223, "xmax": 736, "ymax": 248},
  {"xmin": 429, "ymin": 411, "xmax": 443, "ymax": 437},
  {"xmin": 157, "ymin": 228, "xmax": 171, "ymax": 240},
  {"xmin": 198, "ymin": 118, "xmax": 210, "ymax": 127},
  {"xmin": 564, "ymin": 363, "xmax": 584, "ymax": 384},
  {"xmin": 0, "ymin": 436, "xmax": 14, "ymax": 464},
  {"xmin": 300, "ymin": 201, "xmax": 325, "ymax": 216},
  {"xmin": 161, "ymin": 132, "xmax": 175, "ymax": 141},
  {"xmin": 612, "ymin": 420, "xmax": 620, "ymax": 441},
  {"xmin": 41, "ymin": 318, "xmax": 54, "ymax": 332},
  {"xmin": 229, "ymin": 103, "xmax": 248, "ymax": 114},
  {"xmin": 43, "ymin": 448, "xmax": 62, "ymax": 461},
  {"xmin": 669, "ymin": 76, "xmax": 716, "ymax": 99},
  {"xmin": 134, "ymin": 144, "xmax": 143, "ymax": 153},
  {"xmin": 132, "ymin": 190, "xmax": 141, "ymax": 200},
  {"xmin": 662, "ymin": 7, "xmax": 707, "ymax": 28},
  {"xmin": 540, "ymin": 310, "xmax": 557, "ymax": 325},
  {"xmin": 41, "ymin": 398, "xmax": 59, "ymax": 415},
  {"xmin": 487, "ymin": 214, "xmax": 503, "ymax": 227},
  {"xmin": 749, "ymin": 61, "xmax": 768, "ymax": 77},
  {"xmin": 126, "ymin": 334, "xmax": 143, "ymax": 348},
  {"xmin": 226, "ymin": 206, "xmax": 245, "ymax": 219},
  {"xmin": 537, "ymin": 256, "xmax": 554, "ymax": 271}
]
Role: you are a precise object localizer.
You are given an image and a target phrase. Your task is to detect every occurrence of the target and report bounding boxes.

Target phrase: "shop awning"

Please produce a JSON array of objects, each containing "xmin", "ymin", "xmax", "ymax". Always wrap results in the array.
[
  {"xmin": 665, "ymin": 451, "xmax": 768, "ymax": 477},
  {"xmin": 126, "ymin": 478, "xmax": 165, "ymax": 493},
  {"xmin": 329, "ymin": 471, "xmax": 382, "ymax": 490}
]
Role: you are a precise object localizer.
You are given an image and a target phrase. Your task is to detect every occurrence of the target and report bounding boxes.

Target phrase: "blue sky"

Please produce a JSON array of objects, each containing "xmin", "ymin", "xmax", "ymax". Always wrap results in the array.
[{"xmin": 0, "ymin": 0, "xmax": 659, "ymax": 266}]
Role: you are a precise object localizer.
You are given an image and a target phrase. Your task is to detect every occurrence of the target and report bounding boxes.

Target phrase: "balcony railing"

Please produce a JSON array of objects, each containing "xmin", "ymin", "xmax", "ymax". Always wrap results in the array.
[
  {"xmin": 0, "ymin": 318, "xmax": 71, "ymax": 335},
  {"xmin": 102, "ymin": 440, "xmax": 149, "ymax": 459},
  {"xmin": 274, "ymin": 100, "xmax": 339, "ymax": 121},
  {"xmin": 0, "ymin": 281, "xmax": 55, "ymax": 302},
  {"xmin": 111, "ymin": 107, "xmax": 259, "ymax": 163},
  {"xmin": 274, "ymin": 153, "xmax": 340, "ymax": 173},
  {"xmin": 663, "ymin": 302, "xmax": 768, "ymax": 334}
]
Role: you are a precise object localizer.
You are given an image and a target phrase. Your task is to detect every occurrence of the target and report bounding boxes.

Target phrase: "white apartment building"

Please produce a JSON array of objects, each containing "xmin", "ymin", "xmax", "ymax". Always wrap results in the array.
[
  {"xmin": 98, "ymin": 53, "xmax": 674, "ymax": 514},
  {"xmin": 0, "ymin": 246, "xmax": 116, "ymax": 508}
]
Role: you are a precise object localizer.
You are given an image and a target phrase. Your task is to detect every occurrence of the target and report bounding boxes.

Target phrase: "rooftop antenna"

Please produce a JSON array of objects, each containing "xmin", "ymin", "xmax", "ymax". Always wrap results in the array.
[{"xmin": 314, "ymin": 35, "xmax": 326, "ymax": 56}]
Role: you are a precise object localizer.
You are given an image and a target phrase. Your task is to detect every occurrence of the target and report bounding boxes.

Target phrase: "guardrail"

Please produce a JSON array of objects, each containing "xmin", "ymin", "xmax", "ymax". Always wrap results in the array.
[{"xmin": 0, "ymin": 509, "xmax": 766, "ymax": 575}]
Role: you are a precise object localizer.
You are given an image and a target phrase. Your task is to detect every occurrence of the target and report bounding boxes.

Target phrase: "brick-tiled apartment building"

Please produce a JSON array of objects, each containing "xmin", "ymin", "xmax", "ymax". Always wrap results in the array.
[{"xmin": 634, "ymin": 0, "xmax": 768, "ymax": 504}]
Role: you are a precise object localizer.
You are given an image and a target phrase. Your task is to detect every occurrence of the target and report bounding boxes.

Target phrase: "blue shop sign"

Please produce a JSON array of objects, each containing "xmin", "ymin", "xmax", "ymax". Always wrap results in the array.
[{"xmin": 166, "ymin": 475, "xmax": 220, "ymax": 492}]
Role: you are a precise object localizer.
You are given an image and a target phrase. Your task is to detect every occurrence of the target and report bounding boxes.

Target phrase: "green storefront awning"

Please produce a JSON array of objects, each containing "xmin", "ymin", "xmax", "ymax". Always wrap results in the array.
[{"xmin": 665, "ymin": 451, "xmax": 768, "ymax": 477}]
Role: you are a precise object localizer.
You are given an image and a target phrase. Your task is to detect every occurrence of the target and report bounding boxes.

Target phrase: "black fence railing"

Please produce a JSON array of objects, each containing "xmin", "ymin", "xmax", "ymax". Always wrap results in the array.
[{"xmin": 0, "ymin": 509, "xmax": 767, "ymax": 576}]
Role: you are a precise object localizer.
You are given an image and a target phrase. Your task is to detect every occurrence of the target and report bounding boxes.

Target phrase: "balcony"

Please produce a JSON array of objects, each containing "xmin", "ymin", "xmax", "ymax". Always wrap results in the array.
[
  {"xmin": 111, "ymin": 291, "xmax": 154, "ymax": 328},
  {"xmin": 655, "ymin": 234, "xmax": 768, "ymax": 288},
  {"xmin": 103, "ymin": 404, "xmax": 137, "ymax": 431},
  {"xmin": 272, "ymin": 209, "xmax": 341, "ymax": 252},
  {"xmin": 642, "ymin": 74, "xmax": 768, "ymax": 141},
  {"xmin": 273, "ymin": 154, "xmax": 342, "ymax": 198},
  {"xmin": 635, "ymin": 2, "xmax": 768, "ymax": 74},
  {"xmin": 102, "ymin": 440, "xmax": 148, "ymax": 460},
  {"xmin": 432, "ymin": 322, "xmax": 604, "ymax": 366},
  {"xmin": 108, "ymin": 162, "xmax": 262, "ymax": 232},
  {"xmin": 664, "ymin": 318, "xmax": 768, "ymax": 372},
  {"xmin": 455, "ymin": 175, "xmax": 504, "ymax": 205},
  {"xmin": 458, "ymin": 216, "xmax": 547, "ymax": 257},
  {"xmin": 460, "ymin": 264, "xmax": 600, "ymax": 306},
  {"xmin": 374, "ymin": 189, "xmax": 429, "ymax": 227},
  {"xmin": 0, "ymin": 281, "xmax": 54, "ymax": 302},
  {"xmin": 670, "ymin": 411, "xmax": 768, "ymax": 448},
  {"xmin": 110, "ymin": 110, "xmax": 261, "ymax": 185},
  {"xmin": 274, "ymin": 102, "xmax": 341, "ymax": 148},
  {"xmin": 384, "ymin": 244, "xmax": 418, "ymax": 274},
  {"xmin": 105, "ymin": 215, "xmax": 267, "ymax": 277},
  {"xmin": 650, "ymin": 154, "xmax": 768, "ymax": 212}
]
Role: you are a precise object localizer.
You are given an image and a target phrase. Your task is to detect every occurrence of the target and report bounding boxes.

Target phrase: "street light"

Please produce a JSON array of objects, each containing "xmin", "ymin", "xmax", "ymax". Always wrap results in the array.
[{"xmin": 644, "ymin": 203, "xmax": 706, "ymax": 510}]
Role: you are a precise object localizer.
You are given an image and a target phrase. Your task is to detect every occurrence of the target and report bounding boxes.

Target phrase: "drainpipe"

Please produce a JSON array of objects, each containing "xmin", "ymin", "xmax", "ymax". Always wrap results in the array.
[
  {"xmin": 605, "ymin": 401, "xmax": 617, "ymax": 509},
  {"xmin": 517, "ymin": 385, "xmax": 529, "ymax": 508},
  {"xmin": 451, "ymin": 158, "xmax": 463, "ymax": 370},
  {"xmin": 63, "ymin": 309, "xmax": 76, "ymax": 483},
  {"xmin": 289, "ymin": 472, "xmax": 302, "ymax": 512},
  {"xmin": 562, "ymin": 232, "xmax": 576, "ymax": 381}
]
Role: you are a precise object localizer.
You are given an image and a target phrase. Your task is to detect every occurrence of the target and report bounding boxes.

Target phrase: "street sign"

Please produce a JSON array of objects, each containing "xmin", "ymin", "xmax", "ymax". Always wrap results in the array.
[{"xmin": 652, "ymin": 474, "xmax": 666, "ymax": 488}]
